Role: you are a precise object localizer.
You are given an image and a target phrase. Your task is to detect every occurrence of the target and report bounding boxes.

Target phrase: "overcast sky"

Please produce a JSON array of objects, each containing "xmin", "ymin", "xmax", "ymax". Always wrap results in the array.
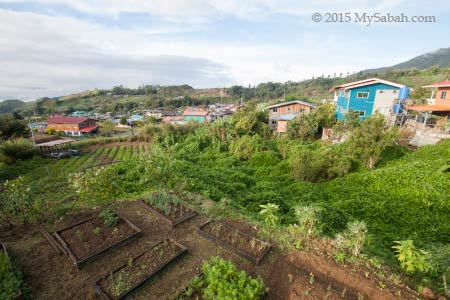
[{"xmin": 0, "ymin": 0, "xmax": 449, "ymax": 101}]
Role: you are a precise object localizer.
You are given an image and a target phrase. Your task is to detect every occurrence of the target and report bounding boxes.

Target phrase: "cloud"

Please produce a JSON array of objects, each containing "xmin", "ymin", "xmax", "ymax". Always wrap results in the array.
[{"xmin": 0, "ymin": 9, "xmax": 234, "ymax": 100}]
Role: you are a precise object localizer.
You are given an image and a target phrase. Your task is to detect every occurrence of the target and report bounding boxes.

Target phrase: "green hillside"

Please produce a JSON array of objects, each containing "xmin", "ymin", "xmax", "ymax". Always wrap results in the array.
[
  {"xmin": 363, "ymin": 47, "xmax": 450, "ymax": 74},
  {"xmin": 0, "ymin": 99, "xmax": 26, "ymax": 114}
]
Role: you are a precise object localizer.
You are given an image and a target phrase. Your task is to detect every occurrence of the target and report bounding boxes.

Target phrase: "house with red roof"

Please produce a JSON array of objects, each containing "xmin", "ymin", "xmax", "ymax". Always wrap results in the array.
[
  {"xmin": 408, "ymin": 81, "xmax": 450, "ymax": 116},
  {"xmin": 46, "ymin": 116, "xmax": 99, "ymax": 136}
]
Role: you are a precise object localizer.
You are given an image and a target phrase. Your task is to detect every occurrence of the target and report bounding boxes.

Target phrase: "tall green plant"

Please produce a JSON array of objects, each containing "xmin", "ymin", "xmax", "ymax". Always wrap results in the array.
[
  {"xmin": 294, "ymin": 205, "xmax": 322, "ymax": 239},
  {"xmin": 259, "ymin": 203, "xmax": 279, "ymax": 227},
  {"xmin": 335, "ymin": 220, "xmax": 368, "ymax": 257},
  {"xmin": 392, "ymin": 240, "xmax": 431, "ymax": 274}
]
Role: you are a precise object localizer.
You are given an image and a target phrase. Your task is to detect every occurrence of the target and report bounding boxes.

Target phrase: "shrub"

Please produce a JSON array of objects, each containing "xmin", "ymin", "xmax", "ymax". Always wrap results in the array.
[
  {"xmin": 0, "ymin": 138, "xmax": 38, "ymax": 164},
  {"xmin": 202, "ymin": 257, "xmax": 265, "ymax": 300},
  {"xmin": 392, "ymin": 240, "xmax": 431, "ymax": 274},
  {"xmin": 0, "ymin": 176, "xmax": 35, "ymax": 225}
]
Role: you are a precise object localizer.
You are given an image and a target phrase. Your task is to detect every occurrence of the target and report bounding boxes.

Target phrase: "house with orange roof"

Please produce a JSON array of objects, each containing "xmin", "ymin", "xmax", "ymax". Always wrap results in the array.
[
  {"xmin": 408, "ymin": 81, "xmax": 450, "ymax": 117},
  {"xmin": 46, "ymin": 116, "xmax": 98, "ymax": 136}
]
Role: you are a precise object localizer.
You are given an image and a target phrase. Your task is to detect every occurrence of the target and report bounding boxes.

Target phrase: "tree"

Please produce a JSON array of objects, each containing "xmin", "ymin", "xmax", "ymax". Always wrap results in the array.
[
  {"xmin": 346, "ymin": 113, "xmax": 395, "ymax": 170},
  {"xmin": 101, "ymin": 120, "xmax": 115, "ymax": 136},
  {"xmin": 0, "ymin": 115, "xmax": 29, "ymax": 140},
  {"xmin": 119, "ymin": 116, "xmax": 128, "ymax": 125},
  {"xmin": 314, "ymin": 103, "xmax": 336, "ymax": 128},
  {"xmin": 287, "ymin": 113, "xmax": 318, "ymax": 139}
]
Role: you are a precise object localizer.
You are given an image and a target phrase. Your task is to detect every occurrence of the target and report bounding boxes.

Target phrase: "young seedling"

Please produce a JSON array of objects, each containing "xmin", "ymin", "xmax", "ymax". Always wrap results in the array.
[
  {"xmin": 75, "ymin": 229, "xmax": 84, "ymax": 242},
  {"xmin": 93, "ymin": 227, "xmax": 101, "ymax": 236}
]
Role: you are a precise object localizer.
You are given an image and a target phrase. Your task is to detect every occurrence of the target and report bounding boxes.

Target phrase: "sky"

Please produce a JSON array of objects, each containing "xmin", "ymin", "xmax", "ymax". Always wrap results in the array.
[{"xmin": 0, "ymin": 0, "xmax": 449, "ymax": 101}]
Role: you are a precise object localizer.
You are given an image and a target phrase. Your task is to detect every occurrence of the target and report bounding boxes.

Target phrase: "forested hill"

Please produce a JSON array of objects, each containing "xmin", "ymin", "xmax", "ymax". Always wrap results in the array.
[
  {"xmin": 0, "ymin": 99, "xmax": 26, "ymax": 114},
  {"xmin": 362, "ymin": 47, "xmax": 450, "ymax": 74},
  {"xmin": 3, "ymin": 66, "xmax": 450, "ymax": 118}
]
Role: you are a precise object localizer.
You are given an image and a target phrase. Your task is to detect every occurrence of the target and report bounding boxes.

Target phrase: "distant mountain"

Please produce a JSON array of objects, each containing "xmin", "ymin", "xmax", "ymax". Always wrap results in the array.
[
  {"xmin": 0, "ymin": 99, "xmax": 26, "ymax": 114},
  {"xmin": 363, "ymin": 47, "xmax": 450, "ymax": 74}
]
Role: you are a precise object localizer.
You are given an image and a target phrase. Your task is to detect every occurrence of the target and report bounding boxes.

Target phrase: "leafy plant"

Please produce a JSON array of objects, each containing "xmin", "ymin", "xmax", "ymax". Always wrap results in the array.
[
  {"xmin": 294, "ymin": 205, "xmax": 322, "ymax": 239},
  {"xmin": 392, "ymin": 240, "xmax": 431, "ymax": 274},
  {"xmin": 202, "ymin": 256, "xmax": 265, "ymax": 300},
  {"xmin": 100, "ymin": 209, "xmax": 118, "ymax": 227},
  {"xmin": 259, "ymin": 203, "xmax": 279, "ymax": 227}
]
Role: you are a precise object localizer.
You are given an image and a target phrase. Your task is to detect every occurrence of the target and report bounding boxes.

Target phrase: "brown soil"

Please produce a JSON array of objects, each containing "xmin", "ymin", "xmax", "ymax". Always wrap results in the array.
[
  {"xmin": 0, "ymin": 200, "xmax": 420, "ymax": 300},
  {"xmin": 97, "ymin": 239, "xmax": 184, "ymax": 299},
  {"xmin": 58, "ymin": 216, "xmax": 136, "ymax": 261},
  {"xmin": 201, "ymin": 220, "xmax": 269, "ymax": 258}
]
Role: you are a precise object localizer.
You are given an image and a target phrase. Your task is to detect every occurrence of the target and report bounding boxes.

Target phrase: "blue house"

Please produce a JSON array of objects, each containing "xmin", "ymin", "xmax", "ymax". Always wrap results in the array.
[{"xmin": 332, "ymin": 78, "xmax": 406, "ymax": 120}]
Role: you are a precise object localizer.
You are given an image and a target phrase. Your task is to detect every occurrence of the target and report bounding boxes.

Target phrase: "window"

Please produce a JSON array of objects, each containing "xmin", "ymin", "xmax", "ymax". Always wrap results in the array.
[
  {"xmin": 271, "ymin": 120, "xmax": 277, "ymax": 125},
  {"xmin": 345, "ymin": 91, "xmax": 351, "ymax": 98},
  {"xmin": 300, "ymin": 108, "xmax": 305, "ymax": 113},
  {"xmin": 357, "ymin": 92, "xmax": 369, "ymax": 98},
  {"xmin": 355, "ymin": 110, "xmax": 366, "ymax": 117},
  {"xmin": 441, "ymin": 91, "xmax": 447, "ymax": 99},
  {"xmin": 272, "ymin": 108, "xmax": 277, "ymax": 112}
]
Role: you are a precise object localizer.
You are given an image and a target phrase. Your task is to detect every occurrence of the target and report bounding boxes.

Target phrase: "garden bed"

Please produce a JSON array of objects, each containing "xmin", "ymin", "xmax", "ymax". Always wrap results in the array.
[
  {"xmin": 54, "ymin": 212, "xmax": 142, "ymax": 268},
  {"xmin": 196, "ymin": 220, "xmax": 271, "ymax": 265},
  {"xmin": 94, "ymin": 238, "xmax": 187, "ymax": 300},
  {"xmin": 175, "ymin": 257, "xmax": 267, "ymax": 300},
  {"xmin": 141, "ymin": 193, "xmax": 197, "ymax": 227},
  {"xmin": 1, "ymin": 243, "xmax": 23, "ymax": 300}
]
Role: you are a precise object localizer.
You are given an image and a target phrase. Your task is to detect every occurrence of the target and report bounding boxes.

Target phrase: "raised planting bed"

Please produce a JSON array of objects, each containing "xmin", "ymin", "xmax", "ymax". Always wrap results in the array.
[
  {"xmin": 141, "ymin": 192, "xmax": 197, "ymax": 228},
  {"xmin": 175, "ymin": 257, "xmax": 267, "ymax": 300},
  {"xmin": 196, "ymin": 220, "xmax": 272, "ymax": 265},
  {"xmin": 1, "ymin": 243, "xmax": 23, "ymax": 300},
  {"xmin": 54, "ymin": 211, "xmax": 142, "ymax": 268},
  {"xmin": 94, "ymin": 238, "xmax": 187, "ymax": 300}
]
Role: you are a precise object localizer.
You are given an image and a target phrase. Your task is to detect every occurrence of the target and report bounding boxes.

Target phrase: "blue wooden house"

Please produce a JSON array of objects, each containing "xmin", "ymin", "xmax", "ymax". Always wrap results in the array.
[{"xmin": 332, "ymin": 78, "xmax": 406, "ymax": 120}]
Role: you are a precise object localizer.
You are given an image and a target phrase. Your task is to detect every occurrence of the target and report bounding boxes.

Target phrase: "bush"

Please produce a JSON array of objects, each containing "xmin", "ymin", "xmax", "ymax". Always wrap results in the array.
[
  {"xmin": 0, "ymin": 176, "xmax": 35, "ymax": 225},
  {"xmin": 202, "ymin": 257, "xmax": 265, "ymax": 299},
  {"xmin": 392, "ymin": 240, "xmax": 431, "ymax": 274},
  {"xmin": 0, "ymin": 139, "xmax": 38, "ymax": 164}
]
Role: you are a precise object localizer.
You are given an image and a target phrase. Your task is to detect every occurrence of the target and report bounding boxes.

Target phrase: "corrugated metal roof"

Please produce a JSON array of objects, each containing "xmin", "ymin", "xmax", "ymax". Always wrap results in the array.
[
  {"xmin": 271, "ymin": 114, "xmax": 299, "ymax": 121},
  {"xmin": 47, "ymin": 116, "xmax": 88, "ymax": 124},
  {"xmin": 265, "ymin": 100, "xmax": 316, "ymax": 109}
]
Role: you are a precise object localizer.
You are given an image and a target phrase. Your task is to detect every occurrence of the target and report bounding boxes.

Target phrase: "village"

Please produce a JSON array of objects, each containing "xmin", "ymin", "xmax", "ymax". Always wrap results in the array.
[{"xmin": 28, "ymin": 78, "xmax": 450, "ymax": 155}]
